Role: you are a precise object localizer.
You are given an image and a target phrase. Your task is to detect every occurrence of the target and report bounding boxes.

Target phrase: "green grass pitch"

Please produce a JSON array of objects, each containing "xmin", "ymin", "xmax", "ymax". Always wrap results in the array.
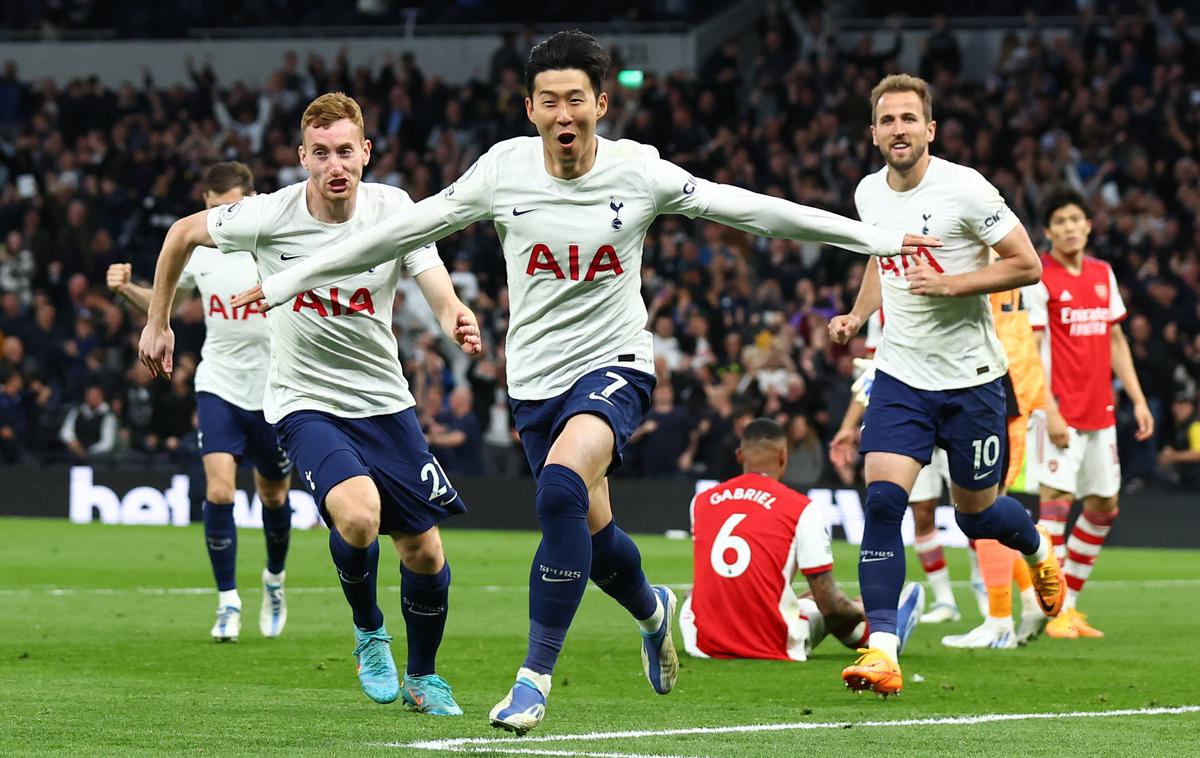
[{"xmin": 1, "ymin": 518, "xmax": 1198, "ymax": 756}]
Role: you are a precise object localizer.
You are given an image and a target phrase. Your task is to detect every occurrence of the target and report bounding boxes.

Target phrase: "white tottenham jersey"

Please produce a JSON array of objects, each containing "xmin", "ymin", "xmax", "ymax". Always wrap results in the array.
[
  {"xmin": 207, "ymin": 181, "xmax": 443, "ymax": 423},
  {"xmin": 855, "ymin": 156, "xmax": 1019, "ymax": 391},
  {"xmin": 437, "ymin": 136, "xmax": 712, "ymax": 398},
  {"xmin": 177, "ymin": 246, "xmax": 270, "ymax": 410},
  {"xmin": 261, "ymin": 136, "xmax": 909, "ymax": 401}
]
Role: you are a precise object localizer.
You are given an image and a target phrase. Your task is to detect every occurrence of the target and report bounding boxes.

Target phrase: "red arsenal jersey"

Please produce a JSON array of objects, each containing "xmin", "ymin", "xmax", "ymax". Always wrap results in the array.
[
  {"xmin": 1026, "ymin": 254, "xmax": 1126, "ymax": 430},
  {"xmin": 686, "ymin": 473, "xmax": 833, "ymax": 661}
]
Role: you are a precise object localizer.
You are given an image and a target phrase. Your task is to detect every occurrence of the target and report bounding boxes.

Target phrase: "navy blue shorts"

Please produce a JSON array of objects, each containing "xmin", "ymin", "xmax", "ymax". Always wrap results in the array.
[
  {"xmin": 511, "ymin": 366, "xmax": 655, "ymax": 477},
  {"xmin": 196, "ymin": 392, "xmax": 291, "ymax": 481},
  {"xmin": 274, "ymin": 407, "xmax": 466, "ymax": 535},
  {"xmin": 860, "ymin": 370, "xmax": 1007, "ymax": 491}
]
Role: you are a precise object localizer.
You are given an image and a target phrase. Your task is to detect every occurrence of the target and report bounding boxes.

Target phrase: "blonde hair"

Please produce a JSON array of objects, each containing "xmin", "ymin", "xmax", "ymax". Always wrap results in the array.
[
  {"xmin": 870, "ymin": 74, "xmax": 933, "ymax": 123},
  {"xmin": 300, "ymin": 92, "xmax": 365, "ymax": 137}
]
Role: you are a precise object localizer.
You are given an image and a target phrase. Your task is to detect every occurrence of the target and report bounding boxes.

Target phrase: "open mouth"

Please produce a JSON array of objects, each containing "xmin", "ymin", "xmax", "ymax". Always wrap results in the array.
[
  {"xmin": 557, "ymin": 132, "xmax": 577, "ymax": 148},
  {"xmin": 891, "ymin": 141, "xmax": 910, "ymax": 152},
  {"xmin": 329, "ymin": 178, "xmax": 349, "ymax": 192}
]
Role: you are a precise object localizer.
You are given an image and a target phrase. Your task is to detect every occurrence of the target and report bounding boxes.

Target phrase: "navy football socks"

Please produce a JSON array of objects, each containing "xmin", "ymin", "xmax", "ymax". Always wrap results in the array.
[
  {"xmin": 400, "ymin": 562, "xmax": 451, "ymax": 676},
  {"xmin": 955, "ymin": 495, "xmax": 1040, "ymax": 555},
  {"xmin": 523, "ymin": 463, "xmax": 592, "ymax": 675},
  {"xmin": 589, "ymin": 520, "xmax": 657, "ymax": 621},
  {"xmin": 203, "ymin": 500, "xmax": 238, "ymax": 592},
  {"xmin": 329, "ymin": 525, "xmax": 384, "ymax": 632},
  {"xmin": 261, "ymin": 499, "xmax": 292, "ymax": 575},
  {"xmin": 859, "ymin": 481, "xmax": 909, "ymax": 635}
]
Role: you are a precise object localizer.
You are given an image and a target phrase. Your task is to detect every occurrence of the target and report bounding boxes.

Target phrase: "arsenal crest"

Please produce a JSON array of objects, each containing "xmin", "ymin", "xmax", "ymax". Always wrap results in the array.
[{"xmin": 1094, "ymin": 283, "xmax": 1107, "ymax": 300}]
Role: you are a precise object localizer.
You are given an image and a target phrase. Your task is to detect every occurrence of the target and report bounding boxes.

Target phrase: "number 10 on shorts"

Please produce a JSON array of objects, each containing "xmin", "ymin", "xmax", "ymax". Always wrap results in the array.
[{"xmin": 972, "ymin": 434, "xmax": 1000, "ymax": 471}]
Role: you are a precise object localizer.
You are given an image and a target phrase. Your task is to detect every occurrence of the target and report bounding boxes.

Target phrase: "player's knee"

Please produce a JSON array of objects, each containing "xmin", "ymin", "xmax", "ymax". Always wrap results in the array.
[
  {"xmin": 1085, "ymin": 496, "xmax": 1119, "ymax": 515},
  {"xmin": 334, "ymin": 505, "xmax": 380, "ymax": 546},
  {"xmin": 258, "ymin": 483, "xmax": 289, "ymax": 509},
  {"xmin": 953, "ymin": 508, "xmax": 983, "ymax": 539},
  {"xmin": 397, "ymin": 531, "xmax": 444, "ymax": 573},
  {"xmin": 864, "ymin": 481, "xmax": 907, "ymax": 526},
  {"xmin": 910, "ymin": 499, "xmax": 937, "ymax": 535},
  {"xmin": 205, "ymin": 479, "xmax": 236, "ymax": 504},
  {"xmin": 535, "ymin": 463, "xmax": 589, "ymax": 521}
]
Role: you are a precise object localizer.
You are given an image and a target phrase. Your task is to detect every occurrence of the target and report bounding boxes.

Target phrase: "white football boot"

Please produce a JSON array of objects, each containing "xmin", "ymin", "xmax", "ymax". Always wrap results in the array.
[
  {"xmin": 212, "ymin": 604, "xmax": 242, "ymax": 642},
  {"xmin": 941, "ymin": 617, "xmax": 1017, "ymax": 649},
  {"xmin": 260, "ymin": 569, "xmax": 287, "ymax": 637}
]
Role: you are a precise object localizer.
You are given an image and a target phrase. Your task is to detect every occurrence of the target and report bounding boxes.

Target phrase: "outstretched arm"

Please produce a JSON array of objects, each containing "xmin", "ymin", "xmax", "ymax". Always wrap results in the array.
[
  {"xmin": 137, "ymin": 211, "xmax": 215, "ymax": 378},
  {"xmin": 699, "ymin": 183, "xmax": 939, "ymax": 257},
  {"xmin": 244, "ymin": 194, "xmax": 465, "ymax": 310},
  {"xmin": 907, "ymin": 224, "xmax": 1042, "ymax": 297}
]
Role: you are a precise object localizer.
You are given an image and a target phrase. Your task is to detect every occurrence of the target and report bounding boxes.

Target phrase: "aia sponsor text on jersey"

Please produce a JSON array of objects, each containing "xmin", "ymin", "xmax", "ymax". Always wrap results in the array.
[
  {"xmin": 208, "ymin": 294, "xmax": 267, "ymax": 320},
  {"xmin": 526, "ymin": 243, "xmax": 625, "ymax": 281},
  {"xmin": 291, "ymin": 287, "xmax": 375, "ymax": 317},
  {"xmin": 877, "ymin": 246, "xmax": 944, "ymax": 278}
]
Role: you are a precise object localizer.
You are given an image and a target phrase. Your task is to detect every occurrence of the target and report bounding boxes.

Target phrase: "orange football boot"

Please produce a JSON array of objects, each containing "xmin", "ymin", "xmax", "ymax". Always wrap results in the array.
[
  {"xmin": 842, "ymin": 647, "xmax": 902, "ymax": 697},
  {"xmin": 1047, "ymin": 608, "xmax": 1105, "ymax": 639},
  {"xmin": 1029, "ymin": 526, "xmax": 1065, "ymax": 617}
]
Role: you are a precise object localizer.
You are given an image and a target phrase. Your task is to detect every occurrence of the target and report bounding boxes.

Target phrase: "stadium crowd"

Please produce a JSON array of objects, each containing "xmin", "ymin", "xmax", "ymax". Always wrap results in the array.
[{"xmin": 1, "ymin": 9, "xmax": 1199, "ymax": 491}]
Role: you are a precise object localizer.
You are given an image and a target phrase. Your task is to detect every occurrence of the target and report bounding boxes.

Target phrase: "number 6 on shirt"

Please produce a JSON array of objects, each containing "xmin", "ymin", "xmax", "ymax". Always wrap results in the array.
[{"xmin": 711, "ymin": 513, "xmax": 752, "ymax": 578}]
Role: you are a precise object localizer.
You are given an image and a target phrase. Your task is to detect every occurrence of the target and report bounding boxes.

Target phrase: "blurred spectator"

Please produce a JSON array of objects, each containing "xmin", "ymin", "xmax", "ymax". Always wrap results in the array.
[
  {"xmin": 58, "ymin": 383, "xmax": 118, "ymax": 462},
  {"xmin": 782, "ymin": 414, "xmax": 825, "ymax": 487},
  {"xmin": 428, "ymin": 386, "xmax": 485, "ymax": 475},
  {"xmin": 1158, "ymin": 391, "xmax": 1200, "ymax": 489},
  {"xmin": 0, "ymin": 370, "xmax": 29, "ymax": 463},
  {"xmin": 631, "ymin": 383, "xmax": 694, "ymax": 477}
]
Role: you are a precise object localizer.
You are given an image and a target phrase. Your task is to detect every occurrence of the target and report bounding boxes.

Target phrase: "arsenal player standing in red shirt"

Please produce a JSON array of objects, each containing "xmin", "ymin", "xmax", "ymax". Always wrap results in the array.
[
  {"xmin": 680, "ymin": 418, "xmax": 924, "ymax": 662},
  {"xmin": 1026, "ymin": 187, "xmax": 1154, "ymax": 639}
]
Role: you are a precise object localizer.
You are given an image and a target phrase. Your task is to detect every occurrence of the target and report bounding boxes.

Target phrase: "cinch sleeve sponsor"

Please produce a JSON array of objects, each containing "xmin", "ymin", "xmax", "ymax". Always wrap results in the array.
[
  {"xmin": 644, "ymin": 145, "xmax": 713, "ymax": 219},
  {"xmin": 207, "ymin": 195, "xmax": 264, "ymax": 255},
  {"xmin": 958, "ymin": 167, "xmax": 1019, "ymax": 247},
  {"xmin": 439, "ymin": 146, "xmax": 497, "ymax": 227}
]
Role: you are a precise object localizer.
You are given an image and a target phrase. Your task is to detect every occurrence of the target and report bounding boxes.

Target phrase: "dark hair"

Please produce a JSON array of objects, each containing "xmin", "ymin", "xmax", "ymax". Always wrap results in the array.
[
  {"xmin": 202, "ymin": 161, "xmax": 254, "ymax": 196},
  {"xmin": 525, "ymin": 30, "xmax": 610, "ymax": 96},
  {"xmin": 741, "ymin": 417, "xmax": 787, "ymax": 445},
  {"xmin": 1041, "ymin": 186, "xmax": 1091, "ymax": 226}
]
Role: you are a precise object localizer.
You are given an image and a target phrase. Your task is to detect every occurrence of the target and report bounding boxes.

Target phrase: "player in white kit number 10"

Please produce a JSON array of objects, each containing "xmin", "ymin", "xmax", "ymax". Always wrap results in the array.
[{"xmin": 234, "ymin": 31, "xmax": 937, "ymax": 733}]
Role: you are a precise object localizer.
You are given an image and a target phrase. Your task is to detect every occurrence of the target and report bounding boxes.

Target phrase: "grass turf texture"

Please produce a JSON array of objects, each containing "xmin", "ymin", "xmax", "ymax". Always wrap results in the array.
[{"xmin": 1, "ymin": 518, "xmax": 1197, "ymax": 756}]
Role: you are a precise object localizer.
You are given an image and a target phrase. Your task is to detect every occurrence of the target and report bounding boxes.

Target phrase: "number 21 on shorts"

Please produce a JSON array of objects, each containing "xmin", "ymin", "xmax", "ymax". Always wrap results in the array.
[{"xmin": 421, "ymin": 457, "xmax": 453, "ymax": 503}]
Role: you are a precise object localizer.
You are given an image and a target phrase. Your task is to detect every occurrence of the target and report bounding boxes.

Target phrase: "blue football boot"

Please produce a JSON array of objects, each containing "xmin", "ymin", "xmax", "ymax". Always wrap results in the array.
[{"xmin": 353, "ymin": 625, "xmax": 400, "ymax": 704}]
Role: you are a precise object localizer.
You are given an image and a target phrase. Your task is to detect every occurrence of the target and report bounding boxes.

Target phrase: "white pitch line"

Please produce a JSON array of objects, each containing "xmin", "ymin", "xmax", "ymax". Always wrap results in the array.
[
  {"xmin": 419, "ymin": 749, "xmax": 705, "ymax": 758},
  {"xmin": 3, "ymin": 578, "xmax": 1198, "ymax": 598},
  {"xmin": 395, "ymin": 705, "xmax": 1200, "ymax": 753}
]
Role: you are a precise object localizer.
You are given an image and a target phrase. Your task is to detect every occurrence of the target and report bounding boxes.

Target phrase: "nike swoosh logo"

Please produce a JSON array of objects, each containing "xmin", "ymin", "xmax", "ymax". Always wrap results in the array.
[
  {"xmin": 973, "ymin": 472, "xmax": 992, "ymax": 481},
  {"xmin": 587, "ymin": 392, "xmax": 616, "ymax": 407},
  {"xmin": 540, "ymin": 575, "xmax": 577, "ymax": 583},
  {"xmin": 512, "ymin": 207, "xmax": 538, "ymax": 216},
  {"xmin": 280, "ymin": 254, "xmax": 303, "ymax": 261},
  {"xmin": 437, "ymin": 494, "xmax": 458, "ymax": 507},
  {"xmin": 859, "ymin": 556, "xmax": 891, "ymax": 563}
]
